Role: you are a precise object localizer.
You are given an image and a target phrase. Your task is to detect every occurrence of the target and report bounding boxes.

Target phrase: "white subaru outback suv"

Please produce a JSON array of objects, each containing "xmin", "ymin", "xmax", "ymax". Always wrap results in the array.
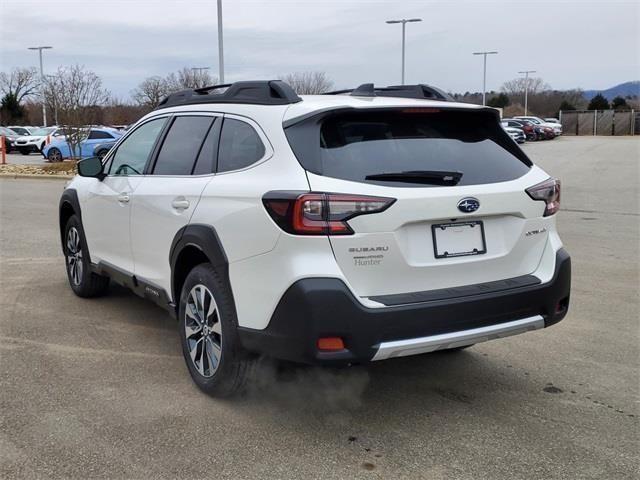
[{"xmin": 59, "ymin": 81, "xmax": 571, "ymax": 396}]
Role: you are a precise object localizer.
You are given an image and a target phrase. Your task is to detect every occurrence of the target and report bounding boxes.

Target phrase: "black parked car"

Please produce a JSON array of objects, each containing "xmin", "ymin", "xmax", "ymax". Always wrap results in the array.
[{"xmin": 0, "ymin": 126, "xmax": 19, "ymax": 153}]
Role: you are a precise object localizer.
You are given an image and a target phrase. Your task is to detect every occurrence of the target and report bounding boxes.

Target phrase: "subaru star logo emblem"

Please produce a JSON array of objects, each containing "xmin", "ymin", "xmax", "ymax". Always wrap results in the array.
[{"xmin": 457, "ymin": 197, "xmax": 480, "ymax": 213}]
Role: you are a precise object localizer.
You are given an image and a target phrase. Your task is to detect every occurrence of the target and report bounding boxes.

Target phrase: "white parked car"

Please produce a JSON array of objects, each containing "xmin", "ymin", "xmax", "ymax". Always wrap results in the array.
[
  {"xmin": 8, "ymin": 126, "xmax": 34, "ymax": 136},
  {"xmin": 544, "ymin": 118, "xmax": 561, "ymax": 124},
  {"xmin": 59, "ymin": 81, "xmax": 571, "ymax": 396},
  {"xmin": 13, "ymin": 126, "xmax": 63, "ymax": 155},
  {"xmin": 515, "ymin": 116, "xmax": 562, "ymax": 136},
  {"xmin": 501, "ymin": 122, "xmax": 526, "ymax": 143}
]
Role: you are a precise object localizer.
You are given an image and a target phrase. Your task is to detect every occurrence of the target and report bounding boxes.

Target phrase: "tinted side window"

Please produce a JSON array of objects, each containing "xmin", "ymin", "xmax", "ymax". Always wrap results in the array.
[
  {"xmin": 193, "ymin": 119, "xmax": 220, "ymax": 175},
  {"xmin": 109, "ymin": 118, "xmax": 166, "ymax": 176},
  {"xmin": 88, "ymin": 130, "xmax": 114, "ymax": 140},
  {"xmin": 218, "ymin": 118, "xmax": 265, "ymax": 172},
  {"xmin": 153, "ymin": 116, "xmax": 214, "ymax": 175}
]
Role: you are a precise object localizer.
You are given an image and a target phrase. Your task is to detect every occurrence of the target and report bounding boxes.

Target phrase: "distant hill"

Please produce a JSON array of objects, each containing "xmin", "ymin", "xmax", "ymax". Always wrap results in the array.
[{"xmin": 583, "ymin": 81, "xmax": 640, "ymax": 100}]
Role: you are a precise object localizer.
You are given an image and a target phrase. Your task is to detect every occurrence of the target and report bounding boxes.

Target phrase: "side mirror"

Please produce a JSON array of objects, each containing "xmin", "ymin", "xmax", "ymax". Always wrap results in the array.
[{"xmin": 77, "ymin": 156, "xmax": 105, "ymax": 180}]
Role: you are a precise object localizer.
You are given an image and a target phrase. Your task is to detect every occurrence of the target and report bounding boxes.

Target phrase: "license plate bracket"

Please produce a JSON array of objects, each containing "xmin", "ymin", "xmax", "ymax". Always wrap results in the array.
[{"xmin": 431, "ymin": 221, "xmax": 487, "ymax": 259}]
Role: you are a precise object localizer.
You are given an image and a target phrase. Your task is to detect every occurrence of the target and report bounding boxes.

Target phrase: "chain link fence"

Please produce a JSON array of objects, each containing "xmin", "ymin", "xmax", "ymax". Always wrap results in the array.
[{"xmin": 560, "ymin": 110, "xmax": 636, "ymax": 135}]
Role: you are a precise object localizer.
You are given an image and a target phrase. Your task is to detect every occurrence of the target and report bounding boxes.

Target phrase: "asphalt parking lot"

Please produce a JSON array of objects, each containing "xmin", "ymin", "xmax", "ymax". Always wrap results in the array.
[
  {"xmin": 3, "ymin": 151, "xmax": 48, "ymax": 165},
  {"xmin": 0, "ymin": 136, "xmax": 638, "ymax": 479}
]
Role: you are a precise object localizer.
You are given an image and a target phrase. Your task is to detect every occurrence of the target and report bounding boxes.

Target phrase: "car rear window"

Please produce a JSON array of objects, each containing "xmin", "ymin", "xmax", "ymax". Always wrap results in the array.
[
  {"xmin": 88, "ymin": 130, "xmax": 115, "ymax": 140},
  {"xmin": 285, "ymin": 109, "xmax": 532, "ymax": 187}
]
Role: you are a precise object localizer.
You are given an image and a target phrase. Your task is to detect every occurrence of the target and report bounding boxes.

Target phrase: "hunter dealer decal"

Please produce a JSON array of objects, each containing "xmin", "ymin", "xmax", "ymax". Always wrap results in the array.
[{"xmin": 349, "ymin": 246, "xmax": 389, "ymax": 266}]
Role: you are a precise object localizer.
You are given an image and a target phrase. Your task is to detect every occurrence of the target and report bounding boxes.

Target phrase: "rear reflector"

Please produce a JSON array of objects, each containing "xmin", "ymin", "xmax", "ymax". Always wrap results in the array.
[
  {"xmin": 263, "ymin": 191, "xmax": 395, "ymax": 235},
  {"xmin": 317, "ymin": 337, "xmax": 345, "ymax": 351}
]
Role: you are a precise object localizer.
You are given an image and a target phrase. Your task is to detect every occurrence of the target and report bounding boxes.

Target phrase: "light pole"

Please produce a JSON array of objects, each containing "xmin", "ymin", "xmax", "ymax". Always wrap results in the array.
[
  {"xmin": 472, "ymin": 51, "xmax": 498, "ymax": 106},
  {"xmin": 45, "ymin": 75, "xmax": 58, "ymax": 125},
  {"xmin": 28, "ymin": 46, "xmax": 53, "ymax": 126},
  {"xmin": 518, "ymin": 70, "xmax": 536, "ymax": 115},
  {"xmin": 386, "ymin": 18, "xmax": 422, "ymax": 85},
  {"xmin": 217, "ymin": 0, "xmax": 225, "ymax": 83}
]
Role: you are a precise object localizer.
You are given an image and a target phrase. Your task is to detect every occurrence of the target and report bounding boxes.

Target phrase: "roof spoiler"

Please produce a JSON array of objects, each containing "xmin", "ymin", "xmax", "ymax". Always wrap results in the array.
[{"xmin": 324, "ymin": 83, "xmax": 455, "ymax": 102}]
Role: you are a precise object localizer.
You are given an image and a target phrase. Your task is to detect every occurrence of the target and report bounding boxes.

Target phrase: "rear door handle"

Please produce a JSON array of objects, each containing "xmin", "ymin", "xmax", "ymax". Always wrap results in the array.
[
  {"xmin": 172, "ymin": 199, "xmax": 190, "ymax": 210},
  {"xmin": 117, "ymin": 193, "xmax": 130, "ymax": 203}
]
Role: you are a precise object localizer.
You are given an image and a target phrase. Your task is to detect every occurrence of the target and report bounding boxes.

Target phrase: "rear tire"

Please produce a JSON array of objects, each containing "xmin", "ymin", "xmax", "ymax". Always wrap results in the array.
[
  {"xmin": 47, "ymin": 147, "xmax": 63, "ymax": 162},
  {"xmin": 64, "ymin": 215, "xmax": 110, "ymax": 298},
  {"xmin": 179, "ymin": 263, "xmax": 255, "ymax": 397}
]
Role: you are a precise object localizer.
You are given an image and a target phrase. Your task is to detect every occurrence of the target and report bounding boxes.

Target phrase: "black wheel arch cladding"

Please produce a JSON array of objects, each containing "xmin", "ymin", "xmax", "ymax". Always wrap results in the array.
[
  {"xmin": 59, "ymin": 189, "xmax": 90, "ymax": 261},
  {"xmin": 169, "ymin": 224, "xmax": 231, "ymax": 304}
]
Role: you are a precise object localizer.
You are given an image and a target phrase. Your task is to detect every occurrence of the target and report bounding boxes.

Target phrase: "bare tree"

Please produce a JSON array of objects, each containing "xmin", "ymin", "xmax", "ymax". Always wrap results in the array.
[
  {"xmin": 164, "ymin": 68, "xmax": 217, "ymax": 92},
  {"xmin": 102, "ymin": 97, "xmax": 148, "ymax": 126},
  {"xmin": 279, "ymin": 71, "xmax": 334, "ymax": 94},
  {"xmin": 131, "ymin": 76, "xmax": 172, "ymax": 108},
  {"xmin": 171, "ymin": 67, "xmax": 217, "ymax": 90},
  {"xmin": 44, "ymin": 65, "xmax": 110, "ymax": 159},
  {"xmin": 498, "ymin": 77, "xmax": 591, "ymax": 116},
  {"xmin": 528, "ymin": 89, "xmax": 587, "ymax": 117},
  {"xmin": 0, "ymin": 67, "xmax": 40, "ymax": 103},
  {"xmin": 132, "ymin": 68, "xmax": 218, "ymax": 108},
  {"xmin": 501, "ymin": 77, "xmax": 550, "ymax": 98}
]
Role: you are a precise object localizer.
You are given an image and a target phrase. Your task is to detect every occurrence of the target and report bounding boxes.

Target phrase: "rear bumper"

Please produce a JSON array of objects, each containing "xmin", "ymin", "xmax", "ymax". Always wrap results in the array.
[{"xmin": 238, "ymin": 249, "xmax": 571, "ymax": 365}]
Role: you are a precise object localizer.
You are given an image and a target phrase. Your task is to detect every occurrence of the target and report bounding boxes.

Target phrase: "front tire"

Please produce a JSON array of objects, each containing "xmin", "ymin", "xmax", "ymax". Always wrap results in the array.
[
  {"xmin": 179, "ymin": 263, "xmax": 254, "ymax": 397},
  {"xmin": 64, "ymin": 215, "xmax": 109, "ymax": 297}
]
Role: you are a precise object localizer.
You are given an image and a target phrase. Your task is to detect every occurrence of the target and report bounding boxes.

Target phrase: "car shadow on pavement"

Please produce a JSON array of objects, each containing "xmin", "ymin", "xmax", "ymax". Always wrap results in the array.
[{"xmin": 82, "ymin": 284, "xmax": 535, "ymax": 422}]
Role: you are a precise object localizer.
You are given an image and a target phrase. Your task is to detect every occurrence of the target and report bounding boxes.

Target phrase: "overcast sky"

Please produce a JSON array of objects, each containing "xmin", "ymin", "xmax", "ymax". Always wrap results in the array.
[{"xmin": 1, "ymin": 0, "xmax": 638, "ymax": 100}]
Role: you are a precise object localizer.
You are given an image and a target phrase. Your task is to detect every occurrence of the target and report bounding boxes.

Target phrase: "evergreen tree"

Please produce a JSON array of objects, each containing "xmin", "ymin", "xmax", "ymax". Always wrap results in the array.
[
  {"xmin": 487, "ymin": 92, "xmax": 510, "ymax": 108},
  {"xmin": 587, "ymin": 94, "xmax": 609, "ymax": 110},
  {"xmin": 611, "ymin": 96, "xmax": 629, "ymax": 110},
  {"xmin": 0, "ymin": 93, "xmax": 25, "ymax": 124},
  {"xmin": 558, "ymin": 100, "xmax": 576, "ymax": 111}
]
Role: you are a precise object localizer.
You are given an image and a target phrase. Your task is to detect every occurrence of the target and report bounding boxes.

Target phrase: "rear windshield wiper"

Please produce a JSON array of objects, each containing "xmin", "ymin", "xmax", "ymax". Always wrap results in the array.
[{"xmin": 365, "ymin": 170, "xmax": 463, "ymax": 185}]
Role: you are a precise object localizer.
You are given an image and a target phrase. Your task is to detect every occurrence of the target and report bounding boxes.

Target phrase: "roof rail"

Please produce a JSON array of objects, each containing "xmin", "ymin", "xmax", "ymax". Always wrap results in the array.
[
  {"xmin": 324, "ymin": 83, "xmax": 455, "ymax": 102},
  {"xmin": 155, "ymin": 80, "xmax": 302, "ymax": 109}
]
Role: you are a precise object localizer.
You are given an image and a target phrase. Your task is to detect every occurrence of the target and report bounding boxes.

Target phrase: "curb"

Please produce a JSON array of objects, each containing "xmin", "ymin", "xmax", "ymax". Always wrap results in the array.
[{"xmin": 0, "ymin": 173, "xmax": 73, "ymax": 180}]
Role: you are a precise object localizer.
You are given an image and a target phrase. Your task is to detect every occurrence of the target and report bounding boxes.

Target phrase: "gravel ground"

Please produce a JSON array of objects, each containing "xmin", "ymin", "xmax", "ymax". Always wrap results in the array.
[
  {"xmin": 0, "ymin": 136, "xmax": 638, "ymax": 479},
  {"xmin": 1, "ymin": 152, "xmax": 74, "ymax": 176}
]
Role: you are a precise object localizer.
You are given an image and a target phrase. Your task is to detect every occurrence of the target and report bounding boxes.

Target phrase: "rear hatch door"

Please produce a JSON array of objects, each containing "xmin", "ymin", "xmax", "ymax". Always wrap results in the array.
[{"xmin": 285, "ymin": 107, "xmax": 551, "ymax": 300}]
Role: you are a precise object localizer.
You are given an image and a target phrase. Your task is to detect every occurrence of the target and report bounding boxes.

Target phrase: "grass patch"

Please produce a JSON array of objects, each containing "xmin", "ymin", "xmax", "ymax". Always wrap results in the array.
[{"xmin": 41, "ymin": 160, "xmax": 77, "ymax": 174}]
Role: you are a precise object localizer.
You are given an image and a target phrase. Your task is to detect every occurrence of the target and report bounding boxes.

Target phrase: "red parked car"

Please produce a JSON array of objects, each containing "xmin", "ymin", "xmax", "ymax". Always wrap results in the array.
[{"xmin": 501, "ymin": 119, "xmax": 537, "ymax": 141}]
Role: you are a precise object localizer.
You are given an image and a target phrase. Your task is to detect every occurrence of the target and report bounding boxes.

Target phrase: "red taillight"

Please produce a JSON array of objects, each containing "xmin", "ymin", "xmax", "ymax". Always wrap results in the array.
[
  {"xmin": 263, "ymin": 191, "xmax": 395, "ymax": 235},
  {"xmin": 526, "ymin": 177, "xmax": 561, "ymax": 216}
]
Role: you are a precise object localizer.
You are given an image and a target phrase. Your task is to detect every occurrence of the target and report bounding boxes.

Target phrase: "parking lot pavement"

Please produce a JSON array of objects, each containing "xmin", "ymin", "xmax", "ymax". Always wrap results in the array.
[
  {"xmin": 0, "ymin": 136, "xmax": 638, "ymax": 479},
  {"xmin": 3, "ymin": 152, "xmax": 48, "ymax": 165}
]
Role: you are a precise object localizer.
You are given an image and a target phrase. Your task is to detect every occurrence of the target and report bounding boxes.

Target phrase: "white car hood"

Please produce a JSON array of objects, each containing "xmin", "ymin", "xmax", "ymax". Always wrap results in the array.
[{"xmin": 18, "ymin": 135, "xmax": 47, "ymax": 142}]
